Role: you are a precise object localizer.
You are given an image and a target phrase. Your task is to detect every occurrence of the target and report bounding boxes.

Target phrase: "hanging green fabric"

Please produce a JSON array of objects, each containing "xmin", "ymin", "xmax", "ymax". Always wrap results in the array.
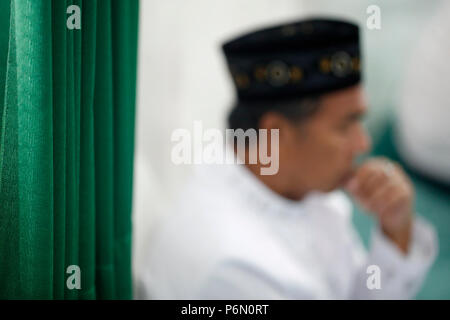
[{"xmin": 0, "ymin": 0, "xmax": 139, "ymax": 300}]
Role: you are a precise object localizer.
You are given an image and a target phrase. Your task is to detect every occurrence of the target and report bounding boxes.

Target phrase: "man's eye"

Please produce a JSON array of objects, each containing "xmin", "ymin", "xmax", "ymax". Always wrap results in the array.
[
  {"xmin": 341, "ymin": 116, "xmax": 364, "ymax": 132},
  {"xmin": 339, "ymin": 122, "xmax": 351, "ymax": 132}
]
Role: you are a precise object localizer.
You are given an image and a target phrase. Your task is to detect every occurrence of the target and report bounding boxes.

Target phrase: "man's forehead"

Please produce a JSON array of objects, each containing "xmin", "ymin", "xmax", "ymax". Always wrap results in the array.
[{"xmin": 319, "ymin": 85, "xmax": 367, "ymax": 118}]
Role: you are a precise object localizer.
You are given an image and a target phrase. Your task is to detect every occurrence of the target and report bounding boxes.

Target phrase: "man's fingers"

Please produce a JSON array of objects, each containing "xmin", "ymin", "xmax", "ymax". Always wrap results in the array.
[
  {"xmin": 373, "ymin": 183, "xmax": 402, "ymax": 213},
  {"xmin": 356, "ymin": 170, "xmax": 387, "ymax": 199},
  {"xmin": 378, "ymin": 184, "xmax": 411, "ymax": 215},
  {"xmin": 347, "ymin": 158, "xmax": 389, "ymax": 195},
  {"xmin": 362, "ymin": 181, "xmax": 397, "ymax": 213},
  {"xmin": 346, "ymin": 158, "xmax": 414, "ymax": 216}
]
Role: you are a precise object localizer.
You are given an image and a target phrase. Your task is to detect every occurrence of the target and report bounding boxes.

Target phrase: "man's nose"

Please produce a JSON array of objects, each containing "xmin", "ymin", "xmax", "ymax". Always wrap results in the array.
[{"xmin": 353, "ymin": 126, "xmax": 372, "ymax": 155}]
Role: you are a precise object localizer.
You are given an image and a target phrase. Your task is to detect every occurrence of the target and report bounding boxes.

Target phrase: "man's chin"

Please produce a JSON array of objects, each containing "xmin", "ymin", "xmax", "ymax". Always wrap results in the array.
[
  {"xmin": 339, "ymin": 169, "xmax": 356, "ymax": 188},
  {"xmin": 318, "ymin": 182, "xmax": 342, "ymax": 194},
  {"xmin": 327, "ymin": 175, "xmax": 352, "ymax": 192},
  {"xmin": 310, "ymin": 172, "xmax": 355, "ymax": 194}
]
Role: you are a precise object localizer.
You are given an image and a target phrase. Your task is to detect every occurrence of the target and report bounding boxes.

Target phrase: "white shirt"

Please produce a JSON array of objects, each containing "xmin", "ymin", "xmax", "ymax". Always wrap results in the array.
[{"xmin": 139, "ymin": 162, "xmax": 437, "ymax": 299}]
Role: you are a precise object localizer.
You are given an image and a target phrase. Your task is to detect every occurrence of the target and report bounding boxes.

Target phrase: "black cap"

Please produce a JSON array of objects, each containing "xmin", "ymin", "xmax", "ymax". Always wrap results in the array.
[{"xmin": 222, "ymin": 18, "xmax": 362, "ymax": 102}]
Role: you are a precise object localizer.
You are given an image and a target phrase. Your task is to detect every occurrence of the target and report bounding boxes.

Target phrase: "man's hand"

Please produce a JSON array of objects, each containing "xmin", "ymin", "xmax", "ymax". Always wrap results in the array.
[{"xmin": 345, "ymin": 158, "xmax": 415, "ymax": 254}]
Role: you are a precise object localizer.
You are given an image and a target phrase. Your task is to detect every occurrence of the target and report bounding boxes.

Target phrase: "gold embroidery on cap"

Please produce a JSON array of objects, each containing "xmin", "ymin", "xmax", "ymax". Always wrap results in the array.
[
  {"xmin": 331, "ymin": 51, "xmax": 352, "ymax": 77},
  {"xmin": 234, "ymin": 73, "xmax": 250, "ymax": 89},
  {"xmin": 320, "ymin": 58, "xmax": 331, "ymax": 73},
  {"xmin": 267, "ymin": 61, "xmax": 290, "ymax": 87},
  {"xmin": 290, "ymin": 66, "xmax": 303, "ymax": 82},
  {"xmin": 254, "ymin": 66, "xmax": 267, "ymax": 82}
]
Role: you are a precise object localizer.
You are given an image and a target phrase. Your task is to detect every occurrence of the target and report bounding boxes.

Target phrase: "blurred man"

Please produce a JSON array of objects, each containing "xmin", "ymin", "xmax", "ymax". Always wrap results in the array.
[{"xmin": 140, "ymin": 18, "xmax": 437, "ymax": 299}]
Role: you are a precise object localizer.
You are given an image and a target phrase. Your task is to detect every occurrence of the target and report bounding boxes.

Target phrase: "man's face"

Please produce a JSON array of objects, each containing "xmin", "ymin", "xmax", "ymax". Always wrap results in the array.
[{"xmin": 278, "ymin": 85, "xmax": 371, "ymax": 194}]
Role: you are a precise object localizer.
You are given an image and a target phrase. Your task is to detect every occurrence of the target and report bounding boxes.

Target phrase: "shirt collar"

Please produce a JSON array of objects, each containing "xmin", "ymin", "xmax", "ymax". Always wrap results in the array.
[{"xmin": 223, "ymin": 161, "xmax": 321, "ymax": 217}]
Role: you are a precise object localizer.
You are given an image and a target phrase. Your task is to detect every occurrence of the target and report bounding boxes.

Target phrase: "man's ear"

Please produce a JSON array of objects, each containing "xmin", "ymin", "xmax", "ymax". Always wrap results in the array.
[{"xmin": 259, "ymin": 111, "xmax": 295, "ymax": 143}]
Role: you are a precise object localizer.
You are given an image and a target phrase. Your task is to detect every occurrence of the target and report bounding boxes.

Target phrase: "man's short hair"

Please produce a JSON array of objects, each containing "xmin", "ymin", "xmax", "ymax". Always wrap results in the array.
[{"xmin": 227, "ymin": 97, "xmax": 321, "ymax": 131}]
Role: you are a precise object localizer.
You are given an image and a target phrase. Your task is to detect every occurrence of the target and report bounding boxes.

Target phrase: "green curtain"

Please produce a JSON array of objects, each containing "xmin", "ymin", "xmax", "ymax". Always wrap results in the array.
[{"xmin": 0, "ymin": 0, "xmax": 139, "ymax": 299}]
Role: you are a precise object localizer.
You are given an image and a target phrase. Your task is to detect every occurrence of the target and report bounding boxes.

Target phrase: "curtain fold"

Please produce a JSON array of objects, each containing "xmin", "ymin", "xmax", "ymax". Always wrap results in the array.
[{"xmin": 0, "ymin": 0, "xmax": 139, "ymax": 300}]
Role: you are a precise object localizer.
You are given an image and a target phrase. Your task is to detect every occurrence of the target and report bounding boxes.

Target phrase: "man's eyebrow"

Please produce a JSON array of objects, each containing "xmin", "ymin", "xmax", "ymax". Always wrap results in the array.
[{"xmin": 347, "ymin": 110, "xmax": 366, "ymax": 122}]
